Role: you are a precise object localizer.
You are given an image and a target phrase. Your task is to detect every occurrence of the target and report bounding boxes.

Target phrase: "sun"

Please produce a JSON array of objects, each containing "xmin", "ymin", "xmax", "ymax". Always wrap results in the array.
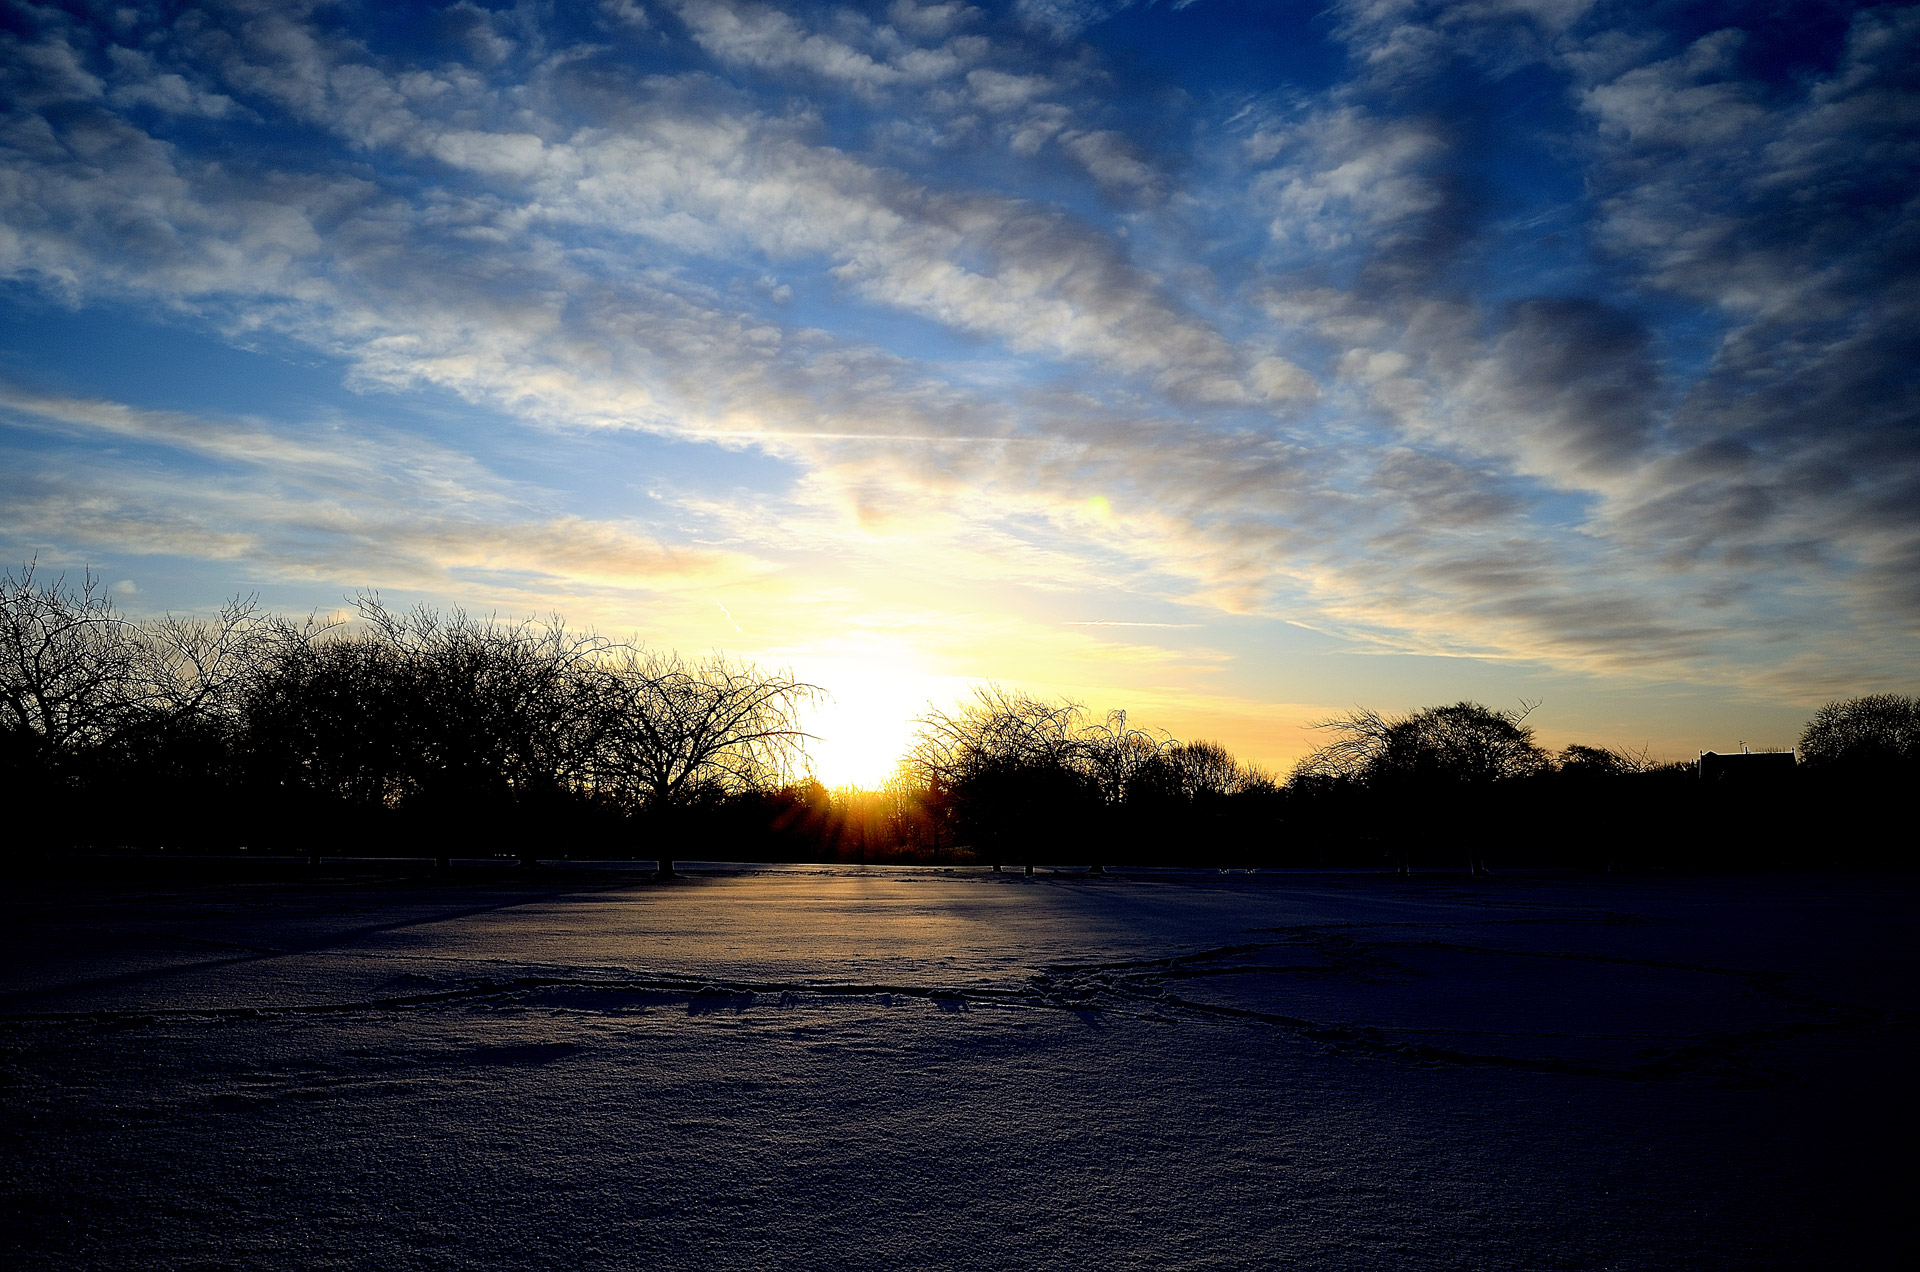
[{"xmin": 797, "ymin": 649, "xmax": 953, "ymax": 789}]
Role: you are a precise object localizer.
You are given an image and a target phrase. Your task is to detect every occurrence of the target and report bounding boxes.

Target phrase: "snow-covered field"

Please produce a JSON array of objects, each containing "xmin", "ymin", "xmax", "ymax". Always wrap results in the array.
[{"xmin": 2, "ymin": 865, "xmax": 1913, "ymax": 1270}]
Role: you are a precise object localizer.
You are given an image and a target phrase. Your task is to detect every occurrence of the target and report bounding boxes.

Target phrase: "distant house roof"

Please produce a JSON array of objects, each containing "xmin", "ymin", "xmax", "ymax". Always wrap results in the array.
[{"xmin": 1698, "ymin": 750, "xmax": 1797, "ymax": 784}]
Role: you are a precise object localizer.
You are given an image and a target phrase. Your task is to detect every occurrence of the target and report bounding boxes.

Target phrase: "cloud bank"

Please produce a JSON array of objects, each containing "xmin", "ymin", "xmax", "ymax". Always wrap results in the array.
[{"xmin": 1, "ymin": 0, "xmax": 1914, "ymax": 744}]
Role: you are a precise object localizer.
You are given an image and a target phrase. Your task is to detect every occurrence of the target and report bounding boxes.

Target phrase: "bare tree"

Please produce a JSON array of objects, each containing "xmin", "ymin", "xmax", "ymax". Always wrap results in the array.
[
  {"xmin": 595, "ymin": 650, "xmax": 818, "ymax": 876},
  {"xmin": 1556, "ymin": 743, "xmax": 1657, "ymax": 778},
  {"xmin": 236, "ymin": 603, "xmax": 816, "ymax": 871},
  {"xmin": 0, "ymin": 564, "xmax": 141, "ymax": 768},
  {"xmin": 1797, "ymin": 693, "xmax": 1919, "ymax": 770},
  {"xmin": 1289, "ymin": 707, "xmax": 1395, "ymax": 784},
  {"xmin": 912, "ymin": 686, "xmax": 1097, "ymax": 874},
  {"xmin": 237, "ymin": 599, "xmax": 616, "ymax": 867},
  {"xmin": 1291, "ymin": 701, "xmax": 1548, "ymax": 875},
  {"xmin": 352, "ymin": 596, "xmax": 616, "ymax": 824},
  {"xmin": 1147, "ymin": 740, "xmax": 1275, "ymax": 800},
  {"xmin": 239, "ymin": 627, "xmax": 418, "ymax": 846},
  {"xmin": 1073, "ymin": 710, "xmax": 1173, "ymax": 870},
  {"xmin": 130, "ymin": 598, "xmax": 272, "ymax": 728},
  {"xmin": 2, "ymin": 567, "xmax": 274, "ymax": 851},
  {"xmin": 874, "ymin": 763, "xmax": 954, "ymax": 862}
]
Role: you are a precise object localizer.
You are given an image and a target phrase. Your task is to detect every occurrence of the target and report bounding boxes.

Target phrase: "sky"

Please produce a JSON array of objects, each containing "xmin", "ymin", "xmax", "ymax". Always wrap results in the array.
[{"xmin": 1, "ymin": 0, "xmax": 1915, "ymax": 786}]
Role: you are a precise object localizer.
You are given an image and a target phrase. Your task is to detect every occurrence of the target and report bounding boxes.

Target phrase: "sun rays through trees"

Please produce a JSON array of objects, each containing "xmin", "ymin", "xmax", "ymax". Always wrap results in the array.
[{"xmin": 3, "ymin": 567, "xmax": 1912, "ymax": 871}]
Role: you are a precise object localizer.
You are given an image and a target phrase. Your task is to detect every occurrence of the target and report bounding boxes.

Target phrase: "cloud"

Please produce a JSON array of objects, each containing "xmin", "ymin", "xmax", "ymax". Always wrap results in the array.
[
  {"xmin": 673, "ymin": 1, "xmax": 917, "ymax": 94},
  {"xmin": 600, "ymin": 1, "xmax": 653, "ymax": 32},
  {"xmin": 23, "ymin": 4, "xmax": 1224, "ymax": 392},
  {"xmin": 0, "ymin": 24, "xmax": 103, "ymax": 109},
  {"xmin": 1013, "ymin": 0, "xmax": 1134, "ymax": 41},
  {"xmin": 1208, "ymin": 0, "xmax": 1920, "ymax": 685},
  {"xmin": 1331, "ymin": 0, "xmax": 1599, "ymax": 88},
  {"xmin": 105, "ymin": 47, "xmax": 239, "ymax": 118},
  {"xmin": 966, "ymin": 67, "xmax": 1052, "ymax": 111},
  {"xmin": 1057, "ymin": 127, "xmax": 1163, "ymax": 200},
  {"xmin": 0, "ymin": 0, "xmax": 1914, "ymax": 708},
  {"xmin": 1567, "ymin": 7, "xmax": 1920, "ymax": 636},
  {"xmin": 0, "ymin": 385, "xmax": 769, "ymax": 601},
  {"xmin": 1449, "ymin": 297, "xmax": 1660, "ymax": 483},
  {"xmin": 1250, "ymin": 106, "xmax": 1454, "ymax": 267}
]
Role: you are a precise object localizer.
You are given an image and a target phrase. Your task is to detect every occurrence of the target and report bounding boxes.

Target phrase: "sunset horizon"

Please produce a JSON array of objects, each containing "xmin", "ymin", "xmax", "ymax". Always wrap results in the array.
[{"xmin": 5, "ymin": 2, "xmax": 1914, "ymax": 790}]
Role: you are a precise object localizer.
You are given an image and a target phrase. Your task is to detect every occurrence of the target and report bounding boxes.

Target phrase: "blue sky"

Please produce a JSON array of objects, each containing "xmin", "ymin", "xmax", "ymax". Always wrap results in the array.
[{"xmin": 2, "ymin": 0, "xmax": 1915, "ymax": 783}]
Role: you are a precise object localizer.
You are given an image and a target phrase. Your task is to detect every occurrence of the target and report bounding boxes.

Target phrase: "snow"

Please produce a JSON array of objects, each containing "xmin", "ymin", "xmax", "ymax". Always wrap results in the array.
[{"xmin": 2, "ymin": 866, "xmax": 1913, "ymax": 1269}]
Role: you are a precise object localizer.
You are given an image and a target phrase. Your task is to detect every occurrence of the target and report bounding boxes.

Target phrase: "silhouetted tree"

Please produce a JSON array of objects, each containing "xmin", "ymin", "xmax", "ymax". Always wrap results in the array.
[
  {"xmin": 92, "ymin": 597, "xmax": 271, "ymax": 843},
  {"xmin": 35, "ymin": 565, "xmax": 1913, "ymax": 875},
  {"xmin": 1130, "ymin": 740, "xmax": 1281, "ymax": 865},
  {"xmin": 240, "ymin": 625, "xmax": 420, "ymax": 845},
  {"xmin": 1556, "ymin": 743, "xmax": 1653, "ymax": 778},
  {"xmin": 874, "ymin": 762, "xmax": 957, "ymax": 863},
  {"xmin": 593, "ymin": 650, "xmax": 817, "ymax": 876},
  {"xmin": 1073, "ymin": 710, "xmax": 1173, "ymax": 869},
  {"xmin": 3, "ymin": 565, "xmax": 268, "ymax": 849},
  {"xmin": 1, "ymin": 566, "xmax": 140, "ymax": 796},
  {"xmin": 1544, "ymin": 744, "xmax": 1668, "ymax": 871},
  {"xmin": 352, "ymin": 598, "xmax": 613, "ymax": 866},
  {"xmin": 236, "ymin": 599, "xmax": 615, "ymax": 866},
  {"xmin": 913, "ymin": 687, "xmax": 1096, "ymax": 873},
  {"xmin": 1792, "ymin": 693, "xmax": 1917, "ymax": 862},
  {"xmin": 1142, "ymin": 740, "xmax": 1272, "ymax": 801},
  {"xmin": 1797, "ymin": 694, "xmax": 1919, "ymax": 774},
  {"xmin": 1292, "ymin": 701, "xmax": 1547, "ymax": 874},
  {"xmin": 907, "ymin": 694, "xmax": 1287, "ymax": 870},
  {"xmin": 1290, "ymin": 707, "xmax": 1394, "ymax": 785}
]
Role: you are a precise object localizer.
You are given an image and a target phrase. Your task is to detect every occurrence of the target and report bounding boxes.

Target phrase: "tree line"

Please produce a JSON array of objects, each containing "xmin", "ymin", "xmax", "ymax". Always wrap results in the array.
[
  {"xmin": 4, "ymin": 567, "xmax": 1913, "ymax": 871},
  {"xmin": 1, "ymin": 567, "xmax": 813, "ymax": 871}
]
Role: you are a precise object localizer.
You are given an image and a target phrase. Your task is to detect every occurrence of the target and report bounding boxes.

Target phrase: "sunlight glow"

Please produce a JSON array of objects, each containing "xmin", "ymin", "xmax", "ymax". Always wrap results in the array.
[{"xmin": 799, "ymin": 648, "xmax": 953, "ymax": 789}]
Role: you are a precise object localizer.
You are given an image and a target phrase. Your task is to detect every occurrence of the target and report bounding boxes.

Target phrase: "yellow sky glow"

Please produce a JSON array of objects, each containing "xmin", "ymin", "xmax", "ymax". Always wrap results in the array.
[{"xmin": 793, "ymin": 646, "xmax": 967, "ymax": 789}]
